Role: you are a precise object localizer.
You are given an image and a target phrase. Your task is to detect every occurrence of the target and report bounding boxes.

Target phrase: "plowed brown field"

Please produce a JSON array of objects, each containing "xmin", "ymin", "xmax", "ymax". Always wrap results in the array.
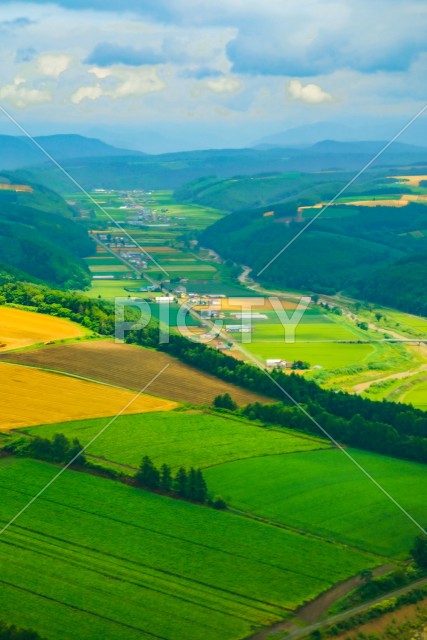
[{"xmin": 0, "ymin": 340, "xmax": 271, "ymax": 406}]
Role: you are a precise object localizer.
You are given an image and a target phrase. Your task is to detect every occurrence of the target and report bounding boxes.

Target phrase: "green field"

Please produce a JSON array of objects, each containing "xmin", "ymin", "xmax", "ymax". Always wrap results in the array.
[
  {"xmin": 24, "ymin": 410, "xmax": 328, "ymax": 471},
  {"xmin": 0, "ymin": 457, "xmax": 375, "ymax": 640},
  {"xmin": 85, "ymin": 278, "xmax": 150, "ymax": 299},
  {"xmin": 244, "ymin": 337, "xmax": 376, "ymax": 369},
  {"xmin": 401, "ymin": 376, "xmax": 427, "ymax": 409},
  {"xmin": 205, "ymin": 448, "xmax": 427, "ymax": 557}
]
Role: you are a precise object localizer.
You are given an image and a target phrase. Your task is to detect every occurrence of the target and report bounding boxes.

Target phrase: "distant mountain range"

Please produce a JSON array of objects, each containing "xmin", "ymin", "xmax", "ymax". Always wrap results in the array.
[
  {"xmin": 1, "ymin": 134, "xmax": 427, "ymax": 191},
  {"xmin": 0, "ymin": 134, "xmax": 143, "ymax": 170},
  {"xmin": 255, "ymin": 122, "xmax": 358, "ymax": 147}
]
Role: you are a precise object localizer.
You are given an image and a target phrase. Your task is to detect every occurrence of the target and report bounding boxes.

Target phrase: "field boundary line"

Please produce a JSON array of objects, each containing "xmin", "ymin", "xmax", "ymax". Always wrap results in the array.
[
  {"xmin": 256, "ymin": 103, "xmax": 427, "ymax": 277},
  {"xmin": 226, "ymin": 506, "xmax": 389, "ymax": 561},
  {"xmin": 198, "ymin": 311, "xmax": 427, "ymax": 538},
  {"xmin": 0, "ymin": 358, "xmax": 179, "ymax": 401},
  {"xmin": 0, "ymin": 104, "xmax": 169, "ymax": 276},
  {"xmin": 0, "ymin": 363, "xmax": 170, "ymax": 537}
]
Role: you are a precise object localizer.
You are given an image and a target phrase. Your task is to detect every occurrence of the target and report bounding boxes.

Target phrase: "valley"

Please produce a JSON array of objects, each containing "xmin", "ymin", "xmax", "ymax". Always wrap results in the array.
[{"xmin": 1, "ymin": 139, "xmax": 427, "ymax": 640}]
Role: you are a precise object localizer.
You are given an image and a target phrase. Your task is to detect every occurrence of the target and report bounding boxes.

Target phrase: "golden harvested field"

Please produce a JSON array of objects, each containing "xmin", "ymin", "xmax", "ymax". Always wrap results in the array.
[
  {"xmin": 220, "ymin": 297, "xmax": 297, "ymax": 311},
  {"xmin": 392, "ymin": 174, "xmax": 427, "ymax": 186},
  {"xmin": 1, "ymin": 340, "xmax": 271, "ymax": 406},
  {"xmin": 300, "ymin": 199, "xmax": 409, "ymax": 212},
  {"xmin": 0, "ymin": 362, "xmax": 177, "ymax": 430},
  {"xmin": 0, "ymin": 307, "xmax": 86, "ymax": 351}
]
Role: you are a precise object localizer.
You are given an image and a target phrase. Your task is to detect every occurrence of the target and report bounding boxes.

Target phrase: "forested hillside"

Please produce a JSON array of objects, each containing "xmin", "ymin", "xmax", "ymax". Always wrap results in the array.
[
  {"xmin": 0, "ymin": 179, "xmax": 93, "ymax": 288},
  {"xmin": 357, "ymin": 253, "xmax": 427, "ymax": 316},
  {"xmin": 200, "ymin": 202, "xmax": 427, "ymax": 304},
  {"xmin": 175, "ymin": 171, "xmax": 404, "ymax": 212}
]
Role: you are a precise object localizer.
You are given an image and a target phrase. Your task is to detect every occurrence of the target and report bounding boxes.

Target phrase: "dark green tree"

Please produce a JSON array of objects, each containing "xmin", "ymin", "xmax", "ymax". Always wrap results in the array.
[
  {"xmin": 51, "ymin": 433, "xmax": 70, "ymax": 462},
  {"xmin": 159, "ymin": 463, "xmax": 172, "ymax": 492},
  {"xmin": 194, "ymin": 469, "xmax": 208, "ymax": 503},
  {"xmin": 135, "ymin": 456, "xmax": 160, "ymax": 490},
  {"xmin": 173, "ymin": 467, "xmax": 188, "ymax": 497},
  {"xmin": 187, "ymin": 467, "xmax": 197, "ymax": 500},
  {"xmin": 213, "ymin": 393, "xmax": 237, "ymax": 411},
  {"xmin": 411, "ymin": 534, "xmax": 427, "ymax": 569}
]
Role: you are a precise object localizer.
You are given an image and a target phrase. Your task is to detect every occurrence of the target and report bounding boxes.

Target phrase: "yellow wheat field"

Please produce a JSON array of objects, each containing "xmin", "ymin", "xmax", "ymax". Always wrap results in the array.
[
  {"xmin": 0, "ymin": 363, "xmax": 178, "ymax": 430},
  {"xmin": 392, "ymin": 175, "xmax": 427, "ymax": 187},
  {"xmin": 0, "ymin": 307, "xmax": 87, "ymax": 352}
]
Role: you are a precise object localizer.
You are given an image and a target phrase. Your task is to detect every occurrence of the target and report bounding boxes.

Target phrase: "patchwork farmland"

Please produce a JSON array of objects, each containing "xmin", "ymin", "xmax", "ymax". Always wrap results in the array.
[
  {"xmin": 0, "ymin": 340, "xmax": 271, "ymax": 406},
  {"xmin": 0, "ymin": 457, "xmax": 376, "ymax": 640}
]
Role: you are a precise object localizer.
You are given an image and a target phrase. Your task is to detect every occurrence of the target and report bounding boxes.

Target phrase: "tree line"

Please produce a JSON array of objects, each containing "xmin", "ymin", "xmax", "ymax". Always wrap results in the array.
[
  {"xmin": 0, "ymin": 621, "xmax": 43, "ymax": 640},
  {"xmin": 126, "ymin": 329, "xmax": 427, "ymax": 465},
  {"xmin": 4, "ymin": 436, "xmax": 225, "ymax": 509},
  {"xmin": 135, "ymin": 456, "xmax": 218, "ymax": 506},
  {"xmin": 0, "ymin": 280, "xmax": 115, "ymax": 334}
]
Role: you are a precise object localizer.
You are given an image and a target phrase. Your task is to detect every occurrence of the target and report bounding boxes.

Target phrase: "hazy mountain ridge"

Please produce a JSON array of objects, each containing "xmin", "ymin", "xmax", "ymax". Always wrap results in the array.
[
  {"xmin": 0, "ymin": 134, "xmax": 144, "ymax": 170},
  {"xmin": 4, "ymin": 137, "xmax": 427, "ymax": 192}
]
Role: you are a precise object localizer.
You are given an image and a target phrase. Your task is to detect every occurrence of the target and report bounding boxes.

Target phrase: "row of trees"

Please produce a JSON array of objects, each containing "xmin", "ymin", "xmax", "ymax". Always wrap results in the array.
[
  {"xmin": 135, "ymin": 456, "xmax": 212, "ymax": 505},
  {"xmin": 0, "ymin": 621, "xmax": 43, "ymax": 640},
  {"xmin": 4, "ymin": 436, "xmax": 224, "ymax": 509},
  {"xmin": 125, "ymin": 329, "xmax": 427, "ymax": 465},
  {"xmin": 0, "ymin": 281, "xmax": 115, "ymax": 334},
  {"xmin": 6, "ymin": 434, "xmax": 85, "ymax": 466}
]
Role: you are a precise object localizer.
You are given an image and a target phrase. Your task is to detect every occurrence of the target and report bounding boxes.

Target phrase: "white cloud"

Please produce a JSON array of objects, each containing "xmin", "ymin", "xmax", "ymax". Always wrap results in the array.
[
  {"xmin": 72, "ymin": 66, "xmax": 166, "ymax": 103},
  {"xmin": 36, "ymin": 53, "xmax": 72, "ymax": 78},
  {"xmin": 0, "ymin": 78, "xmax": 51, "ymax": 108},
  {"xmin": 71, "ymin": 84, "xmax": 104, "ymax": 104},
  {"xmin": 288, "ymin": 79, "xmax": 333, "ymax": 104},
  {"xmin": 204, "ymin": 76, "xmax": 241, "ymax": 93}
]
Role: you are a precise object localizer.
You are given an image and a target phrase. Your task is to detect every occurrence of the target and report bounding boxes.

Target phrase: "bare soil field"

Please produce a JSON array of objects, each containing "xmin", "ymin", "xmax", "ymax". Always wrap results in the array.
[{"xmin": 0, "ymin": 340, "xmax": 271, "ymax": 406}]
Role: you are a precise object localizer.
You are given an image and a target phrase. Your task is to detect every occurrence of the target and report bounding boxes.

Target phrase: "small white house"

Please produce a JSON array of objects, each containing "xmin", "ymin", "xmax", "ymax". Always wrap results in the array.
[
  {"xmin": 155, "ymin": 296, "xmax": 174, "ymax": 303},
  {"xmin": 266, "ymin": 359, "xmax": 287, "ymax": 368}
]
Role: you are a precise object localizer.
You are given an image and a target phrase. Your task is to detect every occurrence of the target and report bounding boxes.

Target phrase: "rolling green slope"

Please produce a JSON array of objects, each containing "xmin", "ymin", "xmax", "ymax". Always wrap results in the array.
[
  {"xmin": 357, "ymin": 253, "xmax": 427, "ymax": 317},
  {"xmin": 205, "ymin": 448, "xmax": 427, "ymax": 557},
  {"xmin": 24, "ymin": 410, "xmax": 329, "ymax": 470},
  {"xmin": 200, "ymin": 202, "xmax": 427, "ymax": 296},
  {"xmin": 0, "ymin": 458, "xmax": 375, "ymax": 640},
  {"xmin": 0, "ymin": 180, "xmax": 93, "ymax": 288}
]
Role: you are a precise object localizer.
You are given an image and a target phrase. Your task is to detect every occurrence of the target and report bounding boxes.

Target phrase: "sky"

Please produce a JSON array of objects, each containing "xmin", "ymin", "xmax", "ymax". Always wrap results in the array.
[{"xmin": 0, "ymin": 0, "xmax": 426, "ymax": 152}]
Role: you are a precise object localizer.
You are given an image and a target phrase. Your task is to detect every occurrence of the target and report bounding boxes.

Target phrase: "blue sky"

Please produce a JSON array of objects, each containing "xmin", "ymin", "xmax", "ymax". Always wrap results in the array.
[{"xmin": 0, "ymin": 0, "xmax": 425, "ymax": 151}]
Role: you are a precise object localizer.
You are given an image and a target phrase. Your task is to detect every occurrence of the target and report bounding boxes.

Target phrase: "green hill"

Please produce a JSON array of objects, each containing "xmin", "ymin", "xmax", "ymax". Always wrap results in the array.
[
  {"xmin": 0, "ymin": 178, "xmax": 93, "ymax": 288},
  {"xmin": 357, "ymin": 253, "xmax": 427, "ymax": 316},
  {"xmin": 200, "ymin": 202, "xmax": 427, "ymax": 299}
]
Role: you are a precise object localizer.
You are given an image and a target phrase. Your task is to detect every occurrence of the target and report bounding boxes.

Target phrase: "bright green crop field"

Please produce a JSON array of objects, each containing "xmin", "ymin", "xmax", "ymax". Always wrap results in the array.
[
  {"xmin": 401, "ymin": 376, "xmax": 427, "ymax": 410},
  {"xmin": 205, "ymin": 448, "xmax": 427, "ymax": 558},
  {"xmin": 0, "ymin": 458, "xmax": 375, "ymax": 640},
  {"xmin": 24, "ymin": 410, "xmax": 328, "ymax": 471},
  {"xmin": 244, "ymin": 340, "xmax": 375, "ymax": 369}
]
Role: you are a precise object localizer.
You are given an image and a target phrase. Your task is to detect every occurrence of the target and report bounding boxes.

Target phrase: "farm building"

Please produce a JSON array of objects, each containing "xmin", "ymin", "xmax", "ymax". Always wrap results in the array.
[
  {"xmin": 225, "ymin": 324, "xmax": 253, "ymax": 333},
  {"xmin": 266, "ymin": 359, "xmax": 287, "ymax": 368},
  {"xmin": 155, "ymin": 296, "xmax": 175, "ymax": 303}
]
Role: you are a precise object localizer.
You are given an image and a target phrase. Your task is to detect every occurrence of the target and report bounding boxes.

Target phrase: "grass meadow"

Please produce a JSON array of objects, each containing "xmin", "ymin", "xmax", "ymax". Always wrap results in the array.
[
  {"xmin": 24, "ymin": 410, "xmax": 329, "ymax": 471},
  {"xmin": 0, "ymin": 458, "xmax": 375, "ymax": 640},
  {"xmin": 205, "ymin": 448, "xmax": 427, "ymax": 558}
]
